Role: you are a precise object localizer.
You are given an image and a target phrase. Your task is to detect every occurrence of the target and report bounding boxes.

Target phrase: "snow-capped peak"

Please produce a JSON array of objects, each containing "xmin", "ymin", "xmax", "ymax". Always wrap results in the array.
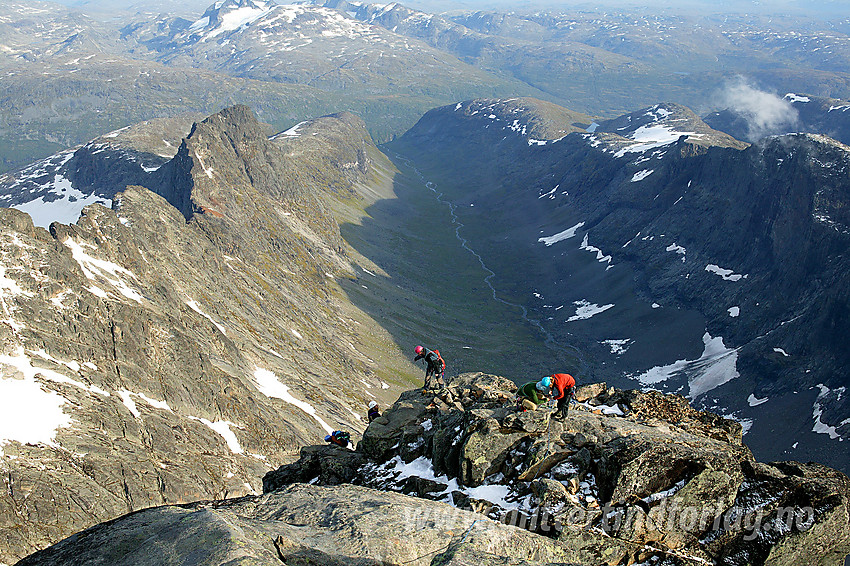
[{"xmin": 190, "ymin": 0, "xmax": 278, "ymax": 39}]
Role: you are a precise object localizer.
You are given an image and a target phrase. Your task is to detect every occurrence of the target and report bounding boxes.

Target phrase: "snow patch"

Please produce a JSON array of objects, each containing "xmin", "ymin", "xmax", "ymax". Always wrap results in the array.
[
  {"xmin": 634, "ymin": 333, "xmax": 739, "ymax": 398},
  {"xmin": 728, "ymin": 306, "xmax": 740, "ymax": 317},
  {"xmin": 567, "ymin": 299, "xmax": 614, "ymax": 322},
  {"xmin": 273, "ymin": 121, "xmax": 308, "ymax": 138},
  {"xmin": 12, "ymin": 174, "xmax": 110, "ymax": 229},
  {"xmin": 253, "ymin": 367, "xmax": 334, "ymax": 434},
  {"xmin": 705, "ymin": 264, "xmax": 747, "ymax": 282},
  {"xmin": 631, "ymin": 169, "xmax": 655, "ymax": 182},
  {"xmin": 0, "ymin": 360, "xmax": 74, "ymax": 451},
  {"xmin": 601, "ymin": 339, "xmax": 632, "ymax": 355},
  {"xmin": 784, "ymin": 93, "xmax": 810, "ymax": 103},
  {"xmin": 580, "ymin": 234, "xmax": 612, "ymax": 268},
  {"xmin": 189, "ymin": 416, "xmax": 243, "ymax": 454},
  {"xmin": 748, "ymin": 394, "xmax": 768, "ymax": 407},
  {"xmin": 0, "ymin": 347, "xmax": 109, "ymax": 397},
  {"xmin": 666, "ymin": 243, "xmax": 686, "ymax": 262},
  {"xmin": 64, "ymin": 238, "xmax": 143, "ymax": 303},
  {"xmin": 538, "ymin": 222, "xmax": 584, "ymax": 246},
  {"xmin": 811, "ymin": 384, "xmax": 846, "ymax": 441},
  {"xmin": 186, "ymin": 299, "xmax": 227, "ymax": 334},
  {"xmin": 614, "ymin": 125, "xmax": 699, "ymax": 158},
  {"xmin": 117, "ymin": 390, "xmax": 140, "ymax": 418},
  {"xmin": 382, "ymin": 455, "xmax": 522, "ymax": 510}
]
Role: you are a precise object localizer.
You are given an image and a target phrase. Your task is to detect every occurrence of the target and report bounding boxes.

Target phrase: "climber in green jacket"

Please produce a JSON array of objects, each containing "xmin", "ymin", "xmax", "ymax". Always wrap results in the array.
[{"xmin": 516, "ymin": 380, "xmax": 550, "ymax": 411}]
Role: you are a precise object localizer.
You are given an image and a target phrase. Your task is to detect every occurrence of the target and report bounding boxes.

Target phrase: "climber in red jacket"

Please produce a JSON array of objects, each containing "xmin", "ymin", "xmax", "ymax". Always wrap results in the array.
[{"xmin": 547, "ymin": 373, "xmax": 576, "ymax": 421}]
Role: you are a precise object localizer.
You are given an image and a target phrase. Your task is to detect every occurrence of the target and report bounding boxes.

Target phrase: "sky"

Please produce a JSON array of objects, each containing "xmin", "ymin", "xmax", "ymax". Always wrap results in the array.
[{"xmin": 45, "ymin": 0, "xmax": 850, "ymax": 18}]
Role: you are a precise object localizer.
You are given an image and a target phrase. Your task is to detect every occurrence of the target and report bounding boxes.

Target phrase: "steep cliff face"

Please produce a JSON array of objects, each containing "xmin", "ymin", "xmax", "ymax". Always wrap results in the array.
[
  {"xmin": 0, "ymin": 114, "xmax": 199, "ymax": 228},
  {"xmin": 391, "ymin": 98, "xmax": 850, "ymax": 473},
  {"xmin": 0, "ymin": 106, "xmax": 416, "ymax": 564}
]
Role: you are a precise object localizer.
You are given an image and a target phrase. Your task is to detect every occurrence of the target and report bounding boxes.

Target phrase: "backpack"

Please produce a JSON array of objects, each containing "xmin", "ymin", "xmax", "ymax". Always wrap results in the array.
[
  {"xmin": 333, "ymin": 430, "xmax": 351, "ymax": 443},
  {"xmin": 429, "ymin": 349, "xmax": 446, "ymax": 373}
]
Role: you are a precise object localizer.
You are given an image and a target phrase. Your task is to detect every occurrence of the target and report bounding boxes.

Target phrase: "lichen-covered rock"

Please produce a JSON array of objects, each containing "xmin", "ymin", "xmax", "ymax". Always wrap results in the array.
[
  {"xmin": 461, "ymin": 418, "xmax": 529, "ymax": 486},
  {"xmin": 262, "ymin": 444, "xmax": 365, "ymax": 491},
  {"xmin": 17, "ymin": 484, "xmax": 582, "ymax": 566},
  {"xmin": 360, "ymin": 390, "xmax": 431, "ymax": 461}
]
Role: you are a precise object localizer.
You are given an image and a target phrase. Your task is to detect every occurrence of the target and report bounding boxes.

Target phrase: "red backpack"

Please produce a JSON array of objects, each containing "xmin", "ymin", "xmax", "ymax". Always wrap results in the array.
[{"xmin": 432, "ymin": 349, "xmax": 446, "ymax": 372}]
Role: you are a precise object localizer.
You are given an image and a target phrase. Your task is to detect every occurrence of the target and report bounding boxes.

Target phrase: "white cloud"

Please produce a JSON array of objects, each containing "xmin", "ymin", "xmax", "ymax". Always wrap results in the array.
[{"xmin": 718, "ymin": 79, "xmax": 799, "ymax": 141}]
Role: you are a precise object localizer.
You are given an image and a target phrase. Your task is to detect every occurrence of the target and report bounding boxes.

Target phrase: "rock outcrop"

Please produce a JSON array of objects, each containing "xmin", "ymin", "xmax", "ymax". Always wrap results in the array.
[
  {"xmin": 14, "ymin": 373, "xmax": 850, "ymax": 565},
  {"xmin": 265, "ymin": 373, "xmax": 850, "ymax": 566},
  {"xmin": 17, "ymin": 483, "xmax": 579, "ymax": 566}
]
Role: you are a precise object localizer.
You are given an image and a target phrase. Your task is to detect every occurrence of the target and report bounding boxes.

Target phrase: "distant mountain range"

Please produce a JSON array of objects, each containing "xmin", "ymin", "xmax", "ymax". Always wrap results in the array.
[{"xmin": 5, "ymin": 0, "xmax": 850, "ymax": 174}]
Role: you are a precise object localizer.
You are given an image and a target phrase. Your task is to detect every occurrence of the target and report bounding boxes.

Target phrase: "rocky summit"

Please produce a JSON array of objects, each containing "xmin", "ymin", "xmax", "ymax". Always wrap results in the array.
[
  {"xmin": 264, "ymin": 373, "xmax": 850, "ymax": 565},
  {"xmin": 19, "ymin": 373, "xmax": 850, "ymax": 565}
]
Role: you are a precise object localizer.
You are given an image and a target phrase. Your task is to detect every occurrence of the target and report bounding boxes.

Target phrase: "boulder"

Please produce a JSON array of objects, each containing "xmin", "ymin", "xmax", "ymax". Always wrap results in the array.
[
  {"xmin": 502, "ymin": 408, "xmax": 552, "ymax": 433},
  {"xmin": 460, "ymin": 419, "xmax": 527, "ymax": 486},
  {"xmin": 360, "ymin": 391, "xmax": 431, "ymax": 461},
  {"xmin": 574, "ymin": 382, "xmax": 607, "ymax": 403},
  {"xmin": 402, "ymin": 476, "xmax": 448, "ymax": 499},
  {"xmin": 532, "ymin": 478, "xmax": 568, "ymax": 507},
  {"xmin": 263, "ymin": 444, "xmax": 365, "ymax": 492}
]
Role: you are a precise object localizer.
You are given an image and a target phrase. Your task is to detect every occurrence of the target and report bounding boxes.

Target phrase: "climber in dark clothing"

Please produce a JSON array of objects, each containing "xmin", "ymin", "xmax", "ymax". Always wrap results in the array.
[
  {"xmin": 517, "ymin": 380, "xmax": 550, "ymax": 411},
  {"xmin": 546, "ymin": 373, "xmax": 576, "ymax": 421},
  {"xmin": 414, "ymin": 345, "xmax": 445, "ymax": 391},
  {"xmin": 367, "ymin": 401, "xmax": 380, "ymax": 423}
]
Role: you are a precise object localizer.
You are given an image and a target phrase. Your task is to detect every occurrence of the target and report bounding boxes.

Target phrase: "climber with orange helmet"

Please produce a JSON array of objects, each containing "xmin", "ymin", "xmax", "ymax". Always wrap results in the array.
[
  {"xmin": 545, "ymin": 373, "xmax": 576, "ymax": 421},
  {"xmin": 413, "ymin": 345, "xmax": 445, "ymax": 391}
]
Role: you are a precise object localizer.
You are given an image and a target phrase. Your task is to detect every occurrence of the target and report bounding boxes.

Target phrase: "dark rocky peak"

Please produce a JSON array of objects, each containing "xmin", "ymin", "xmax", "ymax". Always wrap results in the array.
[
  {"xmin": 754, "ymin": 133, "xmax": 850, "ymax": 235},
  {"xmin": 150, "ymin": 105, "xmax": 316, "ymax": 220},
  {"xmin": 403, "ymin": 97, "xmax": 594, "ymax": 151},
  {"xmin": 262, "ymin": 373, "xmax": 850, "ymax": 565},
  {"xmin": 595, "ymin": 102, "xmax": 748, "ymax": 154},
  {"xmin": 0, "ymin": 113, "xmax": 198, "ymax": 227}
]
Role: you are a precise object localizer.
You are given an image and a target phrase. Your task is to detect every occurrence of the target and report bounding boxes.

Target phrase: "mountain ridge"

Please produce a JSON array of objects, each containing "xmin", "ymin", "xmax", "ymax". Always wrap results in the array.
[{"xmin": 0, "ymin": 105, "xmax": 418, "ymax": 563}]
